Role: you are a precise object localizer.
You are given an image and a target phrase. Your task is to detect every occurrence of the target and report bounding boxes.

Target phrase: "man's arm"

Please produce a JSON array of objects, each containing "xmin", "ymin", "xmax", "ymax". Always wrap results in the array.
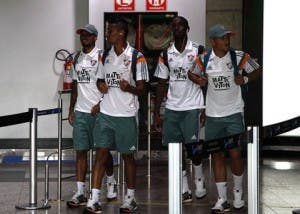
[
  {"xmin": 154, "ymin": 78, "xmax": 167, "ymax": 132},
  {"xmin": 235, "ymin": 68, "xmax": 261, "ymax": 85},
  {"xmin": 68, "ymin": 80, "xmax": 77, "ymax": 126},
  {"xmin": 187, "ymin": 71, "xmax": 208, "ymax": 86},
  {"xmin": 119, "ymin": 79, "xmax": 146, "ymax": 96},
  {"xmin": 97, "ymin": 78, "xmax": 108, "ymax": 94}
]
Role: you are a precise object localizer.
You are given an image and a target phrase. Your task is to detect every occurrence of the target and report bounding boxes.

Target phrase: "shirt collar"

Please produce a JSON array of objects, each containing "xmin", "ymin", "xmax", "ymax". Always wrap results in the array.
[
  {"xmin": 171, "ymin": 39, "xmax": 193, "ymax": 54},
  {"xmin": 111, "ymin": 42, "xmax": 131, "ymax": 56},
  {"xmin": 81, "ymin": 46, "xmax": 98, "ymax": 58},
  {"xmin": 210, "ymin": 49, "xmax": 230, "ymax": 60}
]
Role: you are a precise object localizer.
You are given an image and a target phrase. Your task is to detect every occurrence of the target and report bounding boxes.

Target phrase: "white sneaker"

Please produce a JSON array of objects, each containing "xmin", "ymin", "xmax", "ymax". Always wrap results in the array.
[
  {"xmin": 211, "ymin": 197, "xmax": 230, "ymax": 213},
  {"xmin": 195, "ymin": 178, "xmax": 207, "ymax": 199},
  {"xmin": 106, "ymin": 181, "xmax": 117, "ymax": 201},
  {"xmin": 120, "ymin": 195, "xmax": 138, "ymax": 213},
  {"xmin": 233, "ymin": 189, "xmax": 245, "ymax": 209},
  {"xmin": 84, "ymin": 199, "xmax": 102, "ymax": 213}
]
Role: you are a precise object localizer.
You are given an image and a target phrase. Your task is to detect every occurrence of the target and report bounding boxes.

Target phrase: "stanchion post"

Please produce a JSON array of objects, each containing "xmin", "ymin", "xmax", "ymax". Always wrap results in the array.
[
  {"xmin": 247, "ymin": 126, "xmax": 259, "ymax": 214},
  {"xmin": 16, "ymin": 108, "xmax": 50, "ymax": 210},
  {"xmin": 147, "ymin": 92, "xmax": 151, "ymax": 187},
  {"xmin": 57, "ymin": 95, "xmax": 63, "ymax": 200},
  {"xmin": 89, "ymin": 149, "xmax": 93, "ymax": 198},
  {"xmin": 168, "ymin": 143, "xmax": 182, "ymax": 214}
]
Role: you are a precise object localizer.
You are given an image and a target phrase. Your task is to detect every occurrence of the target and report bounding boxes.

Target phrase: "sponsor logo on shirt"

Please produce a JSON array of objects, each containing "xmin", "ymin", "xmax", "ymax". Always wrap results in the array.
[
  {"xmin": 106, "ymin": 72, "xmax": 121, "ymax": 87},
  {"xmin": 77, "ymin": 69, "xmax": 91, "ymax": 83},
  {"xmin": 173, "ymin": 67, "xmax": 187, "ymax": 81},
  {"xmin": 212, "ymin": 76, "xmax": 231, "ymax": 90}
]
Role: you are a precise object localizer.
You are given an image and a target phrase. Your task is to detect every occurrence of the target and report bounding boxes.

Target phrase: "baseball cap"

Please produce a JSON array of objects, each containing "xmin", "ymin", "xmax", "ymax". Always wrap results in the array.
[
  {"xmin": 208, "ymin": 24, "xmax": 235, "ymax": 38},
  {"xmin": 76, "ymin": 24, "xmax": 98, "ymax": 36}
]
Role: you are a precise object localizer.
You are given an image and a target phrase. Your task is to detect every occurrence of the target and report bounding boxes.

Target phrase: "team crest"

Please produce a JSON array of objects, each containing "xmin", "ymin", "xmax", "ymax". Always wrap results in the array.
[
  {"xmin": 123, "ymin": 58, "xmax": 131, "ymax": 68},
  {"xmin": 90, "ymin": 60, "xmax": 97, "ymax": 66},
  {"xmin": 226, "ymin": 62, "xmax": 233, "ymax": 70},
  {"xmin": 187, "ymin": 54, "xmax": 195, "ymax": 62}
]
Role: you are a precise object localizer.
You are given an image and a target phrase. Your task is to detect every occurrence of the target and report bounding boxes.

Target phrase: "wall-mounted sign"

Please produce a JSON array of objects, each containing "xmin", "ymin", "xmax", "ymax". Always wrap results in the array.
[
  {"xmin": 115, "ymin": 0, "xmax": 135, "ymax": 11},
  {"xmin": 146, "ymin": 0, "xmax": 167, "ymax": 11}
]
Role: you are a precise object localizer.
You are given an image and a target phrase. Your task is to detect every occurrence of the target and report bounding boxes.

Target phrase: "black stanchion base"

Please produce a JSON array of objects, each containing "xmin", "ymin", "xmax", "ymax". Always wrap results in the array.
[
  {"xmin": 293, "ymin": 209, "xmax": 300, "ymax": 214},
  {"xmin": 15, "ymin": 202, "xmax": 51, "ymax": 210}
]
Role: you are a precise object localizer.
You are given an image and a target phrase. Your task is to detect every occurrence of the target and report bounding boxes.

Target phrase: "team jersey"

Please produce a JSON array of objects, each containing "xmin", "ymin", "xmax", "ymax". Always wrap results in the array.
[
  {"xmin": 154, "ymin": 40, "xmax": 204, "ymax": 111},
  {"xmin": 198, "ymin": 49, "xmax": 260, "ymax": 117},
  {"xmin": 71, "ymin": 47, "xmax": 103, "ymax": 113},
  {"xmin": 99, "ymin": 43, "xmax": 149, "ymax": 117}
]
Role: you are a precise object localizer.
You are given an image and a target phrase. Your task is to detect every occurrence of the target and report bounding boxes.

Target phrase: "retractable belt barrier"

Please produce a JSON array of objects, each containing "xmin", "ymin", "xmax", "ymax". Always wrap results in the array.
[
  {"xmin": 0, "ymin": 110, "xmax": 33, "ymax": 127},
  {"xmin": 169, "ymin": 116, "xmax": 300, "ymax": 214},
  {"xmin": 0, "ymin": 107, "xmax": 62, "ymax": 210}
]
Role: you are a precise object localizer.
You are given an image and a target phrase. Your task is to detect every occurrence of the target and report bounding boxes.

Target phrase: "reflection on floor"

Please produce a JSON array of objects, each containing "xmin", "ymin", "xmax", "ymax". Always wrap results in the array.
[{"xmin": 0, "ymin": 151, "xmax": 299, "ymax": 214}]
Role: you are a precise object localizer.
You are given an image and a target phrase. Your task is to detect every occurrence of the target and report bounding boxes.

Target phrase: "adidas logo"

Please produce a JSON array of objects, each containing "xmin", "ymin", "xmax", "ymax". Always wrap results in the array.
[
  {"xmin": 129, "ymin": 146, "xmax": 136, "ymax": 151},
  {"xmin": 191, "ymin": 135, "xmax": 197, "ymax": 140}
]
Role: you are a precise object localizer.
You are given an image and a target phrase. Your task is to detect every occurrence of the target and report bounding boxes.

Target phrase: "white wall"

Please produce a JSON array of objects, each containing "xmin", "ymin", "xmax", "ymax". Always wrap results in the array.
[
  {"xmin": 89, "ymin": 0, "xmax": 206, "ymax": 49},
  {"xmin": 0, "ymin": 0, "xmax": 88, "ymax": 138},
  {"xmin": 263, "ymin": 0, "xmax": 300, "ymax": 136}
]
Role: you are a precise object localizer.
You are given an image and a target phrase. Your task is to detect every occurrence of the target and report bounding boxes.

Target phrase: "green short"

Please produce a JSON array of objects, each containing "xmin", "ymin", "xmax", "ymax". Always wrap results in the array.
[
  {"xmin": 72, "ymin": 111, "xmax": 96, "ymax": 151},
  {"xmin": 162, "ymin": 108, "xmax": 200, "ymax": 145},
  {"xmin": 205, "ymin": 112, "xmax": 245, "ymax": 141},
  {"xmin": 93, "ymin": 113, "xmax": 137, "ymax": 154}
]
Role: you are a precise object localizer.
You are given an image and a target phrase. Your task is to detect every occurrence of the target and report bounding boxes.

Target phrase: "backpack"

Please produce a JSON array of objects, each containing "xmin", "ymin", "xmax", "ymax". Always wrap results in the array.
[
  {"xmin": 201, "ymin": 48, "xmax": 249, "ymax": 103},
  {"xmin": 72, "ymin": 48, "xmax": 139, "ymax": 81},
  {"xmin": 162, "ymin": 45, "xmax": 205, "ymax": 70}
]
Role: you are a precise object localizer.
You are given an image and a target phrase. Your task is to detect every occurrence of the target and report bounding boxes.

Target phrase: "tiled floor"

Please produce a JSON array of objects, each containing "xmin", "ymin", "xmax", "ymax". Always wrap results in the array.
[{"xmin": 0, "ymin": 151, "xmax": 299, "ymax": 214}]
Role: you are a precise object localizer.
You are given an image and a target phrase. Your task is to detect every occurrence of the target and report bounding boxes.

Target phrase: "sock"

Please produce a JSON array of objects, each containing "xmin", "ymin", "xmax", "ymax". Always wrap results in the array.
[
  {"xmin": 182, "ymin": 170, "xmax": 190, "ymax": 193},
  {"xmin": 76, "ymin": 181, "xmax": 85, "ymax": 195},
  {"xmin": 107, "ymin": 174, "xmax": 116, "ymax": 184},
  {"xmin": 216, "ymin": 182, "xmax": 227, "ymax": 201},
  {"xmin": 193, "ymin": 163, "xmax": 204, "ymax": 181},
  {"xmin": 91, "ymin": 188, "xmax": 101, "ymax": 202},
  {"xmin": 233, "ymin": 173, "xmax": 244, "ymax": 192},
  {"xmin": 127, "ymin": 188, "xmax": 135, "ymax": 197}
]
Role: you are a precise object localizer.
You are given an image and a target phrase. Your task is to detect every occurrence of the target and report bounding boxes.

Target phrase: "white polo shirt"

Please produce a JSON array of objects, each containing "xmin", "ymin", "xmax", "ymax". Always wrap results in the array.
[
  {"xmin": 99, "ymin": 43, "xmax": 149, "ymax": 117},
  {"xmin": 200, "ymin": 49, "xmax": 260, "ymax": 117},
  {"xmin": 72, "ymin": 47, "xmax": 103, "ymax": 113},
  {"xmin": 154, "ymin": 40, "xmax": 204, "ymax": 111}
]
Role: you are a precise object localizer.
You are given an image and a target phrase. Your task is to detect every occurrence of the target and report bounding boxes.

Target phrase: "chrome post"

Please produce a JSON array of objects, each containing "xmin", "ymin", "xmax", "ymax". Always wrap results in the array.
[
  {"xmin": 168, "ymin": 143, "xmax": 182, "ymax": 214},
  {"xmin": 57, "ymin": 95, "xmax": 63, "ymax": 200},
  {"xmin": 247, "ymin": 126, "xmax": 259, "ymax": 214},
  {"xmin": 16, "ymin": 108, "xmax": 50, "ymax": 210}
]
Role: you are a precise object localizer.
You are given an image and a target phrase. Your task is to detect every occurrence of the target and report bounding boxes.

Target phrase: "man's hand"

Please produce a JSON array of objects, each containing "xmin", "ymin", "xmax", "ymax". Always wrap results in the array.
[
  {"xmin": 154, "ymin": 114, "xmax": 163, "ymax": 132},
  {"xmin": 99, "ymin": 82, "xmax": 109, "ymax": 93},
  {"xmin": 91, "ymin": 104, "xmax": 100, "ymax": 116},
  {"xmin": 68, "ymin": 111, "xmax": 74, "ymax": 126},
  {"xmin": 120, "ymin": 79, "xmax": 131, "ymax": 92},
  {"xmin": 200, "ymin": 110, "xmax": 206, "ymax": 127},
  {"xmin": 234, "ymin": 75, "xmax": 245, "ymax": 85},
  {"xmin": 188, "ymin": 71, "xmax": 208, "ymax": 87}
]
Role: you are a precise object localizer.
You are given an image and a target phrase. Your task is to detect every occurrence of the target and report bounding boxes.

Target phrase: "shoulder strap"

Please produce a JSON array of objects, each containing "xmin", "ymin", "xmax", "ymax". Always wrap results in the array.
[
  {"xmin": 101, "ymin": 48, "xmax": 110, "ymax": 65},
  {"xmin": 203, "ymin": 49, "xmax": 212, "ymax": 74},
  {"xmin": 162, "ymin": 49, "xmax": 169, "ymax": 70},
  {"xmin": 229, "ymin": 48, "xmax": 239, "ymax": 77},
  {"xmin": 131, "ymin": 49, "xmax": 139, "ymax": 81},
  {"xmin": 72, "ymin": 51, "xmax": 81, "ymax": 68},
  {"xmin": 229, "ymin": 48, "xmax": 248, "ymax": 102}
]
